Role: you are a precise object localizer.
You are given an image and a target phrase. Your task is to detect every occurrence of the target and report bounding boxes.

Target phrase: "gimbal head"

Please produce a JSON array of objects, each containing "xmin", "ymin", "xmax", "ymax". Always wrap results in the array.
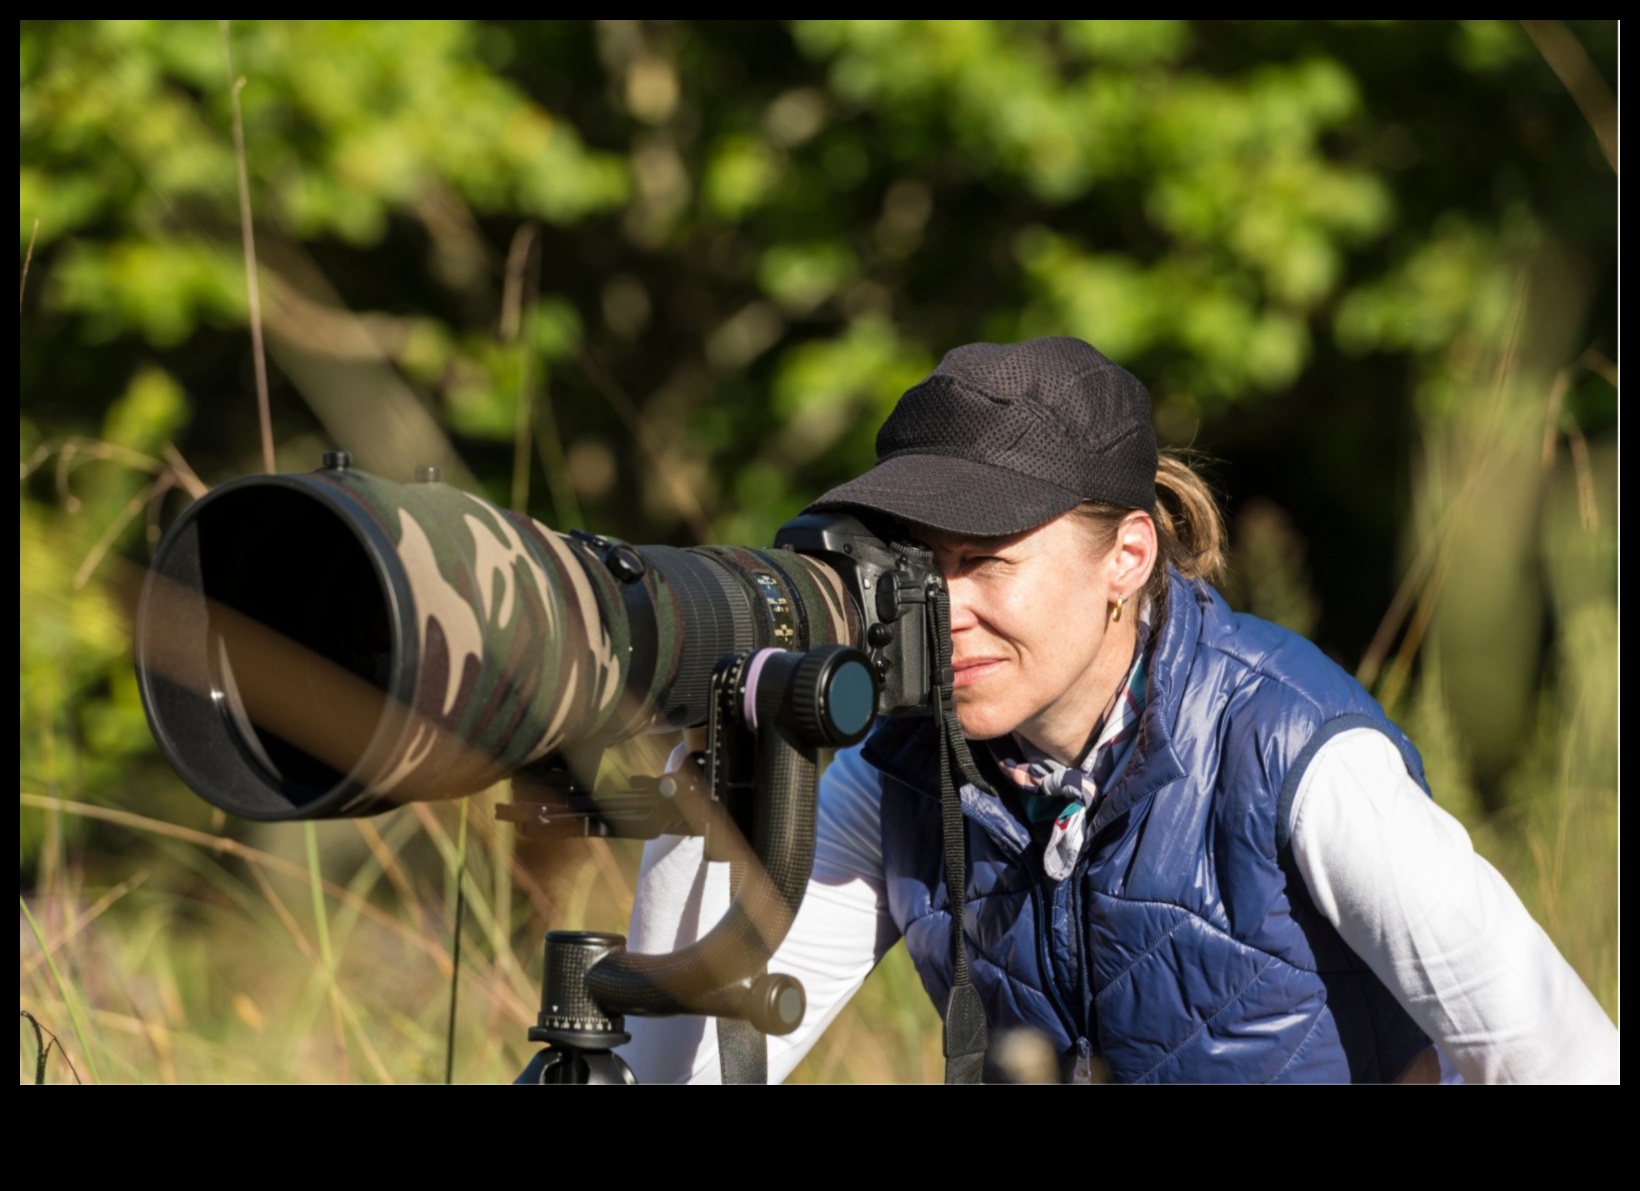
[{"xmin": 516, "ymin": 643, "xmax": 877, "ymax": 1084}]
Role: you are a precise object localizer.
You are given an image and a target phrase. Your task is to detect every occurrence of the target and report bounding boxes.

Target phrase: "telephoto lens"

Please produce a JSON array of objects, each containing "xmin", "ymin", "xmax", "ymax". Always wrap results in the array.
[{"xmin": 135, "ymin": 455, "xmax": 859, "ymax": 821}]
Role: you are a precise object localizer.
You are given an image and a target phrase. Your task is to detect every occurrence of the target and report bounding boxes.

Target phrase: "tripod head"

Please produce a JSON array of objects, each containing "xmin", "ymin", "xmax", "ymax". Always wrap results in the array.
[{"xmin": 515, "ymin": 642, "xmax": 876, "ymax": 1084}]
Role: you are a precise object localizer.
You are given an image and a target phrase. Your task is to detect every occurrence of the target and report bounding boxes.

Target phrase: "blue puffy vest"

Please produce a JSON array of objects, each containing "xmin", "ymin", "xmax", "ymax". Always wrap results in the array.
[{"xmin": 864, "ymin": 571, "xmax": 1432, "ymax": 1082}]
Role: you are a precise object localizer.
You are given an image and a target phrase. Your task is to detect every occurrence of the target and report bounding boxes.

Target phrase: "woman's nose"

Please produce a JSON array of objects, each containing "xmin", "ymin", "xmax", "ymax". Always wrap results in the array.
[{"xmin": 944, "ymin": 574, "xmax": 979, "ymax": 631}]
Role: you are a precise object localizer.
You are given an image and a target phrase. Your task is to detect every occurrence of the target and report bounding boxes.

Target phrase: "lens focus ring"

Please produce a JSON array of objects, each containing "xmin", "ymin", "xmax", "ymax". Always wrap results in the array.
[{"xmin": 789, "ymin": 646, "xmax": 876, "ymax": 748}]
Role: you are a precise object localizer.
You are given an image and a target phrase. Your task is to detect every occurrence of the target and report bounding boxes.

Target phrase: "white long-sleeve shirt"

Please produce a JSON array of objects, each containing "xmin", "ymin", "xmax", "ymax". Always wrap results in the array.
[{"xmin": 618, "ymin": 728, "xmax": 1619, "ymax": 1083}]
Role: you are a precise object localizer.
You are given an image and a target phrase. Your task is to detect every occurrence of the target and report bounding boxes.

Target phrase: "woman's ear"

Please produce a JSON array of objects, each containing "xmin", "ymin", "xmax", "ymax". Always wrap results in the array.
[{"xmin": 1110, "ymin": 511, "xmax": 1158, "ymax": 599}]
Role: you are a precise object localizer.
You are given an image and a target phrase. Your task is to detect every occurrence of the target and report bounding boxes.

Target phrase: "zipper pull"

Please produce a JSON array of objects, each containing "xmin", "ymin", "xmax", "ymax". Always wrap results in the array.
[
  {"xmin": 1069, "ymin": 1036, "xmax": 1113, "ymax": 1084},
  {"xmin": 1070, "ymin": 1037, "xmax": 1094, "ymax": 1083}
]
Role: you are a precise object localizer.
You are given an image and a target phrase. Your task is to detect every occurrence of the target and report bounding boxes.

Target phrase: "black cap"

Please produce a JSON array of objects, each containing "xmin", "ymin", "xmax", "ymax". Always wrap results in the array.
[{"xmin": 806, "ymin": 336, "xmax": 1157, "ymax": 537}]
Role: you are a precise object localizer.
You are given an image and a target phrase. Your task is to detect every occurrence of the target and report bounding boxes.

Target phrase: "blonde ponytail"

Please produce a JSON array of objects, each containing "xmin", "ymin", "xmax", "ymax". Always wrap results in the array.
[{"xmin": 1153, "ymin": 452, "xmax": 1226, "ymax": 587}]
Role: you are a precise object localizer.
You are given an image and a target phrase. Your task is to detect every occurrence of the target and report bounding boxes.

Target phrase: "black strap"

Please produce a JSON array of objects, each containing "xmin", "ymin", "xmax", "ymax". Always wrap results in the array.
[
  {"xmin": 715, "ymin": 857, "xmax": 768, "ymax": 1084},
  {"xmin": 928, "ymin": 581, "xmax": 990, "ymax": 1083}
]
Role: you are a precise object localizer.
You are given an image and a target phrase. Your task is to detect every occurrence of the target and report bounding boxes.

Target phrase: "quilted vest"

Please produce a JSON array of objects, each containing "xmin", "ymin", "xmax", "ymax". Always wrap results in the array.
[{"xmin": 865, "ymin": 571, "xmax": 1432, "ymax": 1083}]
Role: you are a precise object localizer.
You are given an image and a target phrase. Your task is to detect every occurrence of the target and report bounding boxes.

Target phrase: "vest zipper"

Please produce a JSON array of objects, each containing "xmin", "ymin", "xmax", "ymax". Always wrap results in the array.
[
  {"xmin": 1067, "ymin": 865, "xmax": 1094, "ymax": 1032},
  {"xmin": 1030, "ymin": 871, "xmax": 1080, "ymax": 1046},
  {"xmin": 952, "ymin": 779, "xmax": 1081, "ymax": 1054}
]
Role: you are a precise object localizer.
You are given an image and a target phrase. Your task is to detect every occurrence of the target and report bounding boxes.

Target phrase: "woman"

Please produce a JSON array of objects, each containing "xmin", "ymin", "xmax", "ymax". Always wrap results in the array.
[{"xmin": 621, "ymin": 336, "xmax": 1618, "ymax": 1083}]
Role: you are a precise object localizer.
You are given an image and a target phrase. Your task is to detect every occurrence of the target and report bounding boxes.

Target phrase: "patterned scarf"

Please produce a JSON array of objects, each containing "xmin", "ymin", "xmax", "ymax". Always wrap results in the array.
[{"xmin": 989, "ymin": 618, "xmax": 1150, "ymax": 882}]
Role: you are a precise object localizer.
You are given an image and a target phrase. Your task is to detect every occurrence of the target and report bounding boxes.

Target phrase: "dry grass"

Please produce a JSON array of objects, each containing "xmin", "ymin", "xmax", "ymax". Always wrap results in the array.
[{"xmin": 18, "ymin": 787, "xmax": 647, "ymax": 1083}]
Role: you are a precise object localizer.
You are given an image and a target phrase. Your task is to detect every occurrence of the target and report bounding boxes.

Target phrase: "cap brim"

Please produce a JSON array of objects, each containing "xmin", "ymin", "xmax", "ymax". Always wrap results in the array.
[{"xmin": 804, "ymin": 453, "xmax": 1083, "ymax": 538}]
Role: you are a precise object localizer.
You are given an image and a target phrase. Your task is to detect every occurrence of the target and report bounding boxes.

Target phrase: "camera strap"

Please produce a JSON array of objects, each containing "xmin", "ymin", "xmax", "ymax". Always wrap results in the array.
[
  {"xmin": 715, "ymin": 857, "xmax": 770, "ymax": 1084},
  {"xmin": 929, "ymin": 581, "xmax": 991, "ymax": 1084}
]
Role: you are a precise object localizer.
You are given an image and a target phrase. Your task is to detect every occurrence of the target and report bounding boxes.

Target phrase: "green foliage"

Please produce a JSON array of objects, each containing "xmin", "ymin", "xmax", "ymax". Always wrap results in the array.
[
  {"xmin": 702, "ymin": 134, "xmax": 782, "ymax": 221},
  {"xmin": 54, "ymin": 239, "xmax": 246, "ymax": 346},
  {"xmin": 104, "ymin": 366, "xmax": 191, "ymax": 448},
  {"xmin": 1335, "ymin": 214, "xmax": 1523, "ymax": 361},
  {"xmin": 23, "ymin": 20, "xmax": 629, "ymax": 349},
  {"xmin": 20, "ymin": 366, "xmax": 190, "ymax": 862},
  {"xmin": 758, "ymin": 241, "xmax": 859, "ymax": 315},
  {"xmin": 19, "ymin": 501, "xmax": 129, "ymax": 795}
]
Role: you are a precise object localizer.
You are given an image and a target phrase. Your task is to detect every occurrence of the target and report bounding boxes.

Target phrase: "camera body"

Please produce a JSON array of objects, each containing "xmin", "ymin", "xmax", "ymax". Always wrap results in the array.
[{"xmin": 773, "ymin": 513, "xmax": 934, "ymax": 719}]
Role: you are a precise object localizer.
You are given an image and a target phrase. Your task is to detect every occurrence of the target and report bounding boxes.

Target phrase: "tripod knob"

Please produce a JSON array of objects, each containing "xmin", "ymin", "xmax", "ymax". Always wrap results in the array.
[
  {"xmin": 529, "ymin": 931, "xmax": 631, "ymax": 1050},
  {"xmin": 748, "ymin": 972, "xmax": 807, "ymax": 1036}
]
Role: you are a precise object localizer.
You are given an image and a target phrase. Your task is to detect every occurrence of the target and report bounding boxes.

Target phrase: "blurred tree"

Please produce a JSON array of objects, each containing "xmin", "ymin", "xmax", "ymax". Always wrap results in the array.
[{"xmin": 22, "ymin": 19, "xmax": 1613, "ymax": 572}]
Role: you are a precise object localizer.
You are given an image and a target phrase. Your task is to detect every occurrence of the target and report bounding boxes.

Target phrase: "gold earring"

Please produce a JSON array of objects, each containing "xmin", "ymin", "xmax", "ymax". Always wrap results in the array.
[{"xmin": 1111, "ymin": 595, "xmax": 1124, "ymax": 623}]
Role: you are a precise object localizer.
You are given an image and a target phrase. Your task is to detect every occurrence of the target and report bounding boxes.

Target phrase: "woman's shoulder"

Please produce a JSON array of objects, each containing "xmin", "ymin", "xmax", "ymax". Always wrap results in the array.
[
  {"xmin": 1159, "ymin": 575, "xmax": 1427, "ymax": 804},
  {"xmin": 1174, "ymin": 575, "xmax": 1379, "ymax": 722}
]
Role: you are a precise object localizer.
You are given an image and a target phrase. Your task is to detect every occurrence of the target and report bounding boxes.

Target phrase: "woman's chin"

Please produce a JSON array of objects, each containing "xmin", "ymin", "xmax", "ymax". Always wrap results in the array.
[{"xmin": 955, "ymin": 703, "xmax": 1018, "ymax": 743}]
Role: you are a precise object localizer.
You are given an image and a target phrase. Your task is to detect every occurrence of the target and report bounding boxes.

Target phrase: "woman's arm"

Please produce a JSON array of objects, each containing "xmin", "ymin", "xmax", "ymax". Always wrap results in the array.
[
  {"xmin": 618, "ymin": 742, "xmax": 898, "ymax": 1083},
  {"xmin": 1288, "ymin": 727, "xmax": 1619, "ymax": 1083}
]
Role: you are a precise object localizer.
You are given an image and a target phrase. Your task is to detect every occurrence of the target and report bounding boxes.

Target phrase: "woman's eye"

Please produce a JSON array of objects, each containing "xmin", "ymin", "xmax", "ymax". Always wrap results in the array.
[{"xmin": 940, "ymin": 550, "xmax": 1008, "ymax": 575}]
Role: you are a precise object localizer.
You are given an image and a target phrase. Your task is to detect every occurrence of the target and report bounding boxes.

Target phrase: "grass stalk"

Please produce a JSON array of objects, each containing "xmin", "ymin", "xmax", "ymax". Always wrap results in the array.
[
  {"xmin": 502, "ymin": 222, "xmax": 581, "ymax": 527},
  {"xmin": 36, "ymin": 739, "xmax": 62, "ymax": 911},
  {"xmin": 1364, "ymin": 271, "xmax": 1537, "ymax": 704},
  {"xmin": 1521, "ymin": 21, "xmax": 1618, "ymax": 172},
  {"xmin": 409, "ymin": 804, "xmax": 539, "ymax": 1012},
  {"xmin": 504, "ymin": 223, "xmax": 539, "ymax": 515},
  {"xmin": 19, "ymin": 874, "xmax": 146, "ymax": 982},
  {"xmin": 512, "ymin": 345, "xmax": 535, "ymax": 514},
  {"xmin": 575, "ymin": 346, "xmax": 711, "ymax": 542},
  {"xmin": 489, "ymin": 795, "xmax": 515, "ymax": 1019},
  {"xmin": 414, "ymin": 812, "xmax": 497, "ymax": 940},
  {"xmin": 21, "ymin": 216, "xmax": 39, "ymax": 313},
  {"xmin": 302, "ymin": 823, "xmax": 338, "ymax": 978},
  {"xmin": 221, "ymin": 20, "xmax": 276, "ymax": 474},
  {"xmin": 22, "ymin": 435, "xmax": 168, "ymax": 486},
  {"xmin": 246, "ymin": 862, "xmax": 392, "ymax": 1082},
  {"xmin": 353, "ymin": 817, "xmax": 421, "ymax": 911},
  {"xmin": 1376, "ymin": 527, "xmax": 1455, "ymax": 715},
  {"xmin": 72, "ymin": 478, "xmax": 163, "ymax": 589},
  {"xmin": 534, "ymin": 395, "xmax": 583, "ymax": 530},
  {"xmin": 301, "ymin": 821, "xmax": 348, "ymax": 1080},
  {"xmin": 444, "ymin": 800, "xmax": 469, "ymax": 1084},
  {"xmin": 20, "ymin": 1009, "xmax": 79, "ymax": 1084},
  {"xmin": 19, "ymin": 896, "xmax": 103, "ymax": 1084}
]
